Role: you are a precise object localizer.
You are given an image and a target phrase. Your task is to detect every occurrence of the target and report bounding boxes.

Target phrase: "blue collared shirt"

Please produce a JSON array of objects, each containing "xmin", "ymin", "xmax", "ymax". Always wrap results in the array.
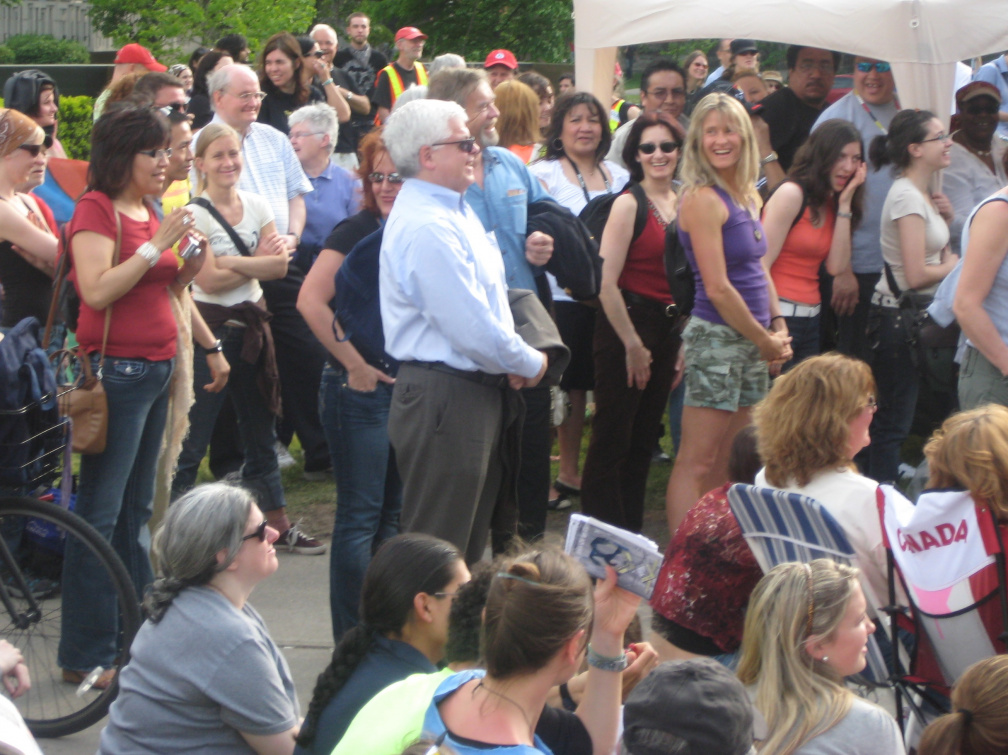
[
  {"xmin": 464, "ymin": 146, "xmax": 553, "ymax": 292},
  {"xmin": 302, "ymin": 160, "xmax": 362, "ymax": 250},
  {"xmin": 975, "ymin": 56, "xmax": 1008, "ymax": 139},
  {"xmin": 198, "ymin": 118, "xmax": 313, "ymax": 234},
  {"xmin": 379, "ymin": 179, "xmax": 543, "ymax": 377}
]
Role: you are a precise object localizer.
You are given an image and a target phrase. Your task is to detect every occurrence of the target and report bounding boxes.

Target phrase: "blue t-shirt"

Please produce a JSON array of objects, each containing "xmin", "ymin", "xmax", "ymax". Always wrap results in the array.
[{"xmin": 679, "ymin": 184, "xmax": 770, "ymax": 327}]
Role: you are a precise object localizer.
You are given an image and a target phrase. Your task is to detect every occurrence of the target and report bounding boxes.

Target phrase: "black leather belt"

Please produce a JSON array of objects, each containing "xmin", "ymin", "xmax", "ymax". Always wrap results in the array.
[
  {"xmin": 403, "ymin": 361, "xmax": 509, "ymax": 388},
  {"xmin": 622, "ymin": 290, "xmax": 678, "ymax": 318}
]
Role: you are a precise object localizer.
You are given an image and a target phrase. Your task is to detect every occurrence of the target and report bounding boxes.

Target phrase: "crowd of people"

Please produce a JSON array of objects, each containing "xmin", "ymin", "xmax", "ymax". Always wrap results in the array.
[{"xmin": 4, "ymin": 18, "xmax": 1008, "ymax": 755}]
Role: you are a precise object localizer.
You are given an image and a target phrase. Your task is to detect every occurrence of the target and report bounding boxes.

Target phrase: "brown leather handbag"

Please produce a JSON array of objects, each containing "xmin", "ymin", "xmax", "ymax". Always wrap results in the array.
[{"xmin": 43, "ymin": 213, "xmax": 119, "ymax": 454}]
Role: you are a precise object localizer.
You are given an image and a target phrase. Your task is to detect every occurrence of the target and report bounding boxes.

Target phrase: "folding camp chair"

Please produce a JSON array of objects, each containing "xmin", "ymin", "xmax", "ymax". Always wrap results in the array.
[
  {"xmin": 727, "ymin": 483, "xmax": 892, "ymax": 686},
  {"xmin": 878, "ymin": 484, "xmax": 1008, "ymax": 731}
]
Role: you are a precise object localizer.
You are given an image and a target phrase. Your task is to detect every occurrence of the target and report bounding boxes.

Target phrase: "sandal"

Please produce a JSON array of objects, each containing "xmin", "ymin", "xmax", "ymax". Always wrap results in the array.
[
  {"xmin": 62, "ymin": 667, "xmax": 116, "ymax": 690},
  {"xmin": 548, "ymin": 493, "xmax": 573, "ymax": 512}
]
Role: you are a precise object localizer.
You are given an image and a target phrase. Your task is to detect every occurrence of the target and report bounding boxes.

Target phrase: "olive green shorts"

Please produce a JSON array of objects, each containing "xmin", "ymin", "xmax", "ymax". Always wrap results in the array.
[{"xmin": 682, "ymin": 317, "xmax": 769, "ymax": 411}]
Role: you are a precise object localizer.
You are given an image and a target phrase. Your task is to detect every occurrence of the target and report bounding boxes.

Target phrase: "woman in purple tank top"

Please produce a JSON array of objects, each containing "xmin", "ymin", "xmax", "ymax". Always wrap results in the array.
[{"xmin": 665, "ymin": 93, "xmax": 792, "ymax": 535}]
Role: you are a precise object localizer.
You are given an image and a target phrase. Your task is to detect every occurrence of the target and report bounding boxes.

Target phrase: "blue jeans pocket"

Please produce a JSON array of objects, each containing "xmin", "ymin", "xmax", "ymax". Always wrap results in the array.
[{"xmin": 101, "ymin": 358, "xmax": 151, "ymax": 383}]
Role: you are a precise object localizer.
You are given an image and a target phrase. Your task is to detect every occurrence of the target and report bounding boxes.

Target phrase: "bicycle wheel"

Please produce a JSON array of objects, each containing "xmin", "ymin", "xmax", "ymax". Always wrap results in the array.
[{"xmin": 0, "ymin": 495, "xmax": 141, "ymax": 738}]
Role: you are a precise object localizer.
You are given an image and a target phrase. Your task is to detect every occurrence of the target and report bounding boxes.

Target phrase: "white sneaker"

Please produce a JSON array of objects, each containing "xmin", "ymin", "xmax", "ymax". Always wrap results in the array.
[{"xmin": 275, "ymin": 442, "xmax": 296, "ymax": 470}]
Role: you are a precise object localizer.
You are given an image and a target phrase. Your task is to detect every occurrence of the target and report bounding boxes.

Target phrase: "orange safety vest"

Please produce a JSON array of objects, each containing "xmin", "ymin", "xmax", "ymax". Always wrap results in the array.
[{"xmin": 374, "ymin": 62, "xmax": 428, "ymax": 123}]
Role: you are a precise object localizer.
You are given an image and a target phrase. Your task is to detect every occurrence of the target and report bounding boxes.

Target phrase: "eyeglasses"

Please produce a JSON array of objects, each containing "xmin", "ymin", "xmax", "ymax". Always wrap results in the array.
[
  {"xmin": 643, "ymin": 87, "xmax": 686, "ymax": 101},
  {"xmin": 242, "ymin": 520, "xmax": 269, "ymax": 542},
  {"xmin": 919, "ymin": 132, "xmax": 951, "ymax": 144},
  {"xmin": 228, "ymin": 90, "xmax": 267, "ymax": 102},
  {"xmin": 433, "ymin": 590, "xmax": 460, "ymax": 599},
  {"xmin": 638, "ymin": 140, "xmax": 680, "ymax": 155},
  {"xmin": 158, "ymin": 102, "xmax": 188, "ymax": 115},
  {"xmin": 289, "ymin": 131, "xmax": 326, "ymax": 140},
  {"xmin": 795, "ymin": 59, "xmax": 835, "ymax": 74},
  {"xmin": 431, "ymin": 137, "xmax": 478, "ymax": 154},
  {"xmin": 138, "ymin": 147, "xmax": 173, "ymax": 159},
  {"xmin": 368, "ymin": 171, "xmax": 404, "ymax": 184},
  {"xmin": 865, "ymin": 395, "xmax": 878, "ymax": 412},
  {"xmin": 964, "ymin": 100, "xmax": 1000, "ymax": 116},
  {"xmin": 856, "ymin": 61, "xmax": 891, "ymax": 74},
  {"xmin": 17, "ymin": 143, "xmax": 48, "ymax": 157}
]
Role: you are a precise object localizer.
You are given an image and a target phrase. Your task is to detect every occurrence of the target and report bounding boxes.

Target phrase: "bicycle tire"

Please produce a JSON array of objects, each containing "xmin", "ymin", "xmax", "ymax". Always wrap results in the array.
[{"xmin": 0, "ymin": 495, "xmax": 141, "ymax": 738}]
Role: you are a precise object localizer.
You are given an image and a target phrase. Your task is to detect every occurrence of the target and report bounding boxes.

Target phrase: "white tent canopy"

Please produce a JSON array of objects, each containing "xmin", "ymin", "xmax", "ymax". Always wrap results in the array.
[{"xmin": 573, "ymin": 0, "xmax": 1008, "ymax": 122}]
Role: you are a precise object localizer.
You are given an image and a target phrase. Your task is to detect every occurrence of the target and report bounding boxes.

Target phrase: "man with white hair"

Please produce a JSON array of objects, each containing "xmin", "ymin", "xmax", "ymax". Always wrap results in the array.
[
  {"xmin": 380, "ymin": 99, "xmax": 548, "ymax": 562},
  {"xmin": 288, "ymin": 102, "xmax": 359, "ymax": 269}
]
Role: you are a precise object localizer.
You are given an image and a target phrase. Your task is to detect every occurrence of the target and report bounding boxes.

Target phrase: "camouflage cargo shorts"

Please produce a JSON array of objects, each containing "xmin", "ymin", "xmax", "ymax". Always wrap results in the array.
[{"xmin": 682, "ymin": 317, "xmax": 769, "ymax": 411}]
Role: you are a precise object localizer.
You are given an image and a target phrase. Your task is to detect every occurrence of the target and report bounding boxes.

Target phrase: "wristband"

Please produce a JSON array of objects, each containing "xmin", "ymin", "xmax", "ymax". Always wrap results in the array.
[
  {"xmin": 135, "ymin": 241, "xmax": 161, "ymax": 267},
  {"xmin": 760, "ymin": 151, "xmax": 779, "ymax": 167},
  {"xmin": 321, "ymin": 78, "xmax": 334, "ymax": 87},
  {"xmin": 559, "ymin": 682, "xmax": 578, "ymax": 712},
  {"xmin": 345, "ymin": 91, "xmax": 354, "ymax": 101},
  {"xmin": 837, "ymin": 210, "xmax": 853, "ymax": 219},
  {"xmin": 586, "ymin": 644, "xmax": 628, "ymax": 672},
  {"xmin": 205, "ymin": 339, "xmax": 223, "ymax": 354},
  {"xmin": 771, "ymin": 315, "xmax": 786, "ymax": 323}
]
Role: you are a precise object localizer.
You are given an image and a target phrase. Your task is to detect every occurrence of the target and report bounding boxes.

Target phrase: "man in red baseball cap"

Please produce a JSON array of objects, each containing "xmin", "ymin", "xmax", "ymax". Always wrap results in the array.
[
  {"xmin": 373, "ymin": 27, "xmax": 428, "ymax": 123},
  {"xmin": 484, "ymin": 49, "xmax": 517, "ymax": 89},
  {"xmin": 93, "ymin": 43, "xmax": 167, "ymax": 120}
]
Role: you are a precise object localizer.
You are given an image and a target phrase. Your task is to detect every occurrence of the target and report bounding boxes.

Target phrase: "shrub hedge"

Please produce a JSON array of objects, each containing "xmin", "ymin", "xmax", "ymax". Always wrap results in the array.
[{"xmin": 4, "ymin": 35, "xmax": 89, "ymax": 64}]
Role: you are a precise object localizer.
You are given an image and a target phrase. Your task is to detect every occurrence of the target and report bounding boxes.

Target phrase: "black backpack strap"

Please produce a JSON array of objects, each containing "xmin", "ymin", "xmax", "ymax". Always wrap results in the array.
[
  {"xmin": 188, "ymin": 197, "xmax": 251, "ymax": 256},
  {"xmin": 627, "ymin": 182, "xmax": 649, "ymax": 242}
]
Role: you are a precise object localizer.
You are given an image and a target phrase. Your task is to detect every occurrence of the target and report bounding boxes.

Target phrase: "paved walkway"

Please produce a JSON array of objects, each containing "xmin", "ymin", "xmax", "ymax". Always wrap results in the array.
[{"xmin": 39, "ymin": 549, "xmax": 333, "ymax": 754}]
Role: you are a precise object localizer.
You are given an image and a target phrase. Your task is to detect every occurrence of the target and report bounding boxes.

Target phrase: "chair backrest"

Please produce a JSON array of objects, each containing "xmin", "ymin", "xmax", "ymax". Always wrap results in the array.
[
  {"xmin": 727, "ymin": 483, "xmax": 890, "ymax": 684},
  {"xmin": 878, "ymin": 484, "xmax": 1008, "ymax": 687}
]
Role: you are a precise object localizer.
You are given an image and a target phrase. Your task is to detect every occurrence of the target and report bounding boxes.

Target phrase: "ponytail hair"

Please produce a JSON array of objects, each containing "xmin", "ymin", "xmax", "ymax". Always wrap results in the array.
[
  {"xmin": 919, "ymin": 656, "xmax": 1008, "ymax": 755},
  {"xmin": 482, "ymin": 546, "xmax": 594, "ymax": 679},
  {"xmin": 296, "ymin": 534, "xmax": 463, "ymax": 749},
  {"xmin": 144, "ymin": 483, "xmax": 253, "ymax": 623},
  {"xmin": 869, "ymin": 108, "xmax": 935, "ymax": 172}
]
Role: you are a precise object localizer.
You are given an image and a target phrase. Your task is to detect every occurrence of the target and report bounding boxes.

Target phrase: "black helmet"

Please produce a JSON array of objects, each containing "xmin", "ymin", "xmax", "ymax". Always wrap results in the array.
[{"xmin": 3, "ymin": 69, "xmax": 59, "ymax": 116}]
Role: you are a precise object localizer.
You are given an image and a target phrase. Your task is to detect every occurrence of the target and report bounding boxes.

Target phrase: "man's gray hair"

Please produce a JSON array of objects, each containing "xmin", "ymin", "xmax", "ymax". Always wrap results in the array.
[
  {"xmin": 207, "ymin": 63, "xmax": 255, "ymax": 109},
  {"xmin": 289, "ymin": 102, "xmax": 339, "ymax": 155},
  {"xmin": 428, "ymin": 53, "xmax": 467, "ymax": 76},
  {"xmin": 427, "ymin": 67, "xmax": 487, "ymax": 109},
  {"xmin": 391, "ymin": 85, "xmax": 427, "ymax": 113},
  {"xmin": 384, "ymin": 99, "xmax": 467, "ymax": 177},
  {"xmin": 310, "ymin": 23, "xmax": 337, "ymax": 39}
]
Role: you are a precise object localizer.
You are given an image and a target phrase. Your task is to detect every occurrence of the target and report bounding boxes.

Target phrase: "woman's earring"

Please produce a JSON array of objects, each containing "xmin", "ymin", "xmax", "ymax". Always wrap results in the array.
[
  {"xmin": 552, "ymin": 137, "xmax": 563, "ymax": 152},
  {"xmin": 822, "ymin": 656, "xmax": 829, "ymax": 663}
]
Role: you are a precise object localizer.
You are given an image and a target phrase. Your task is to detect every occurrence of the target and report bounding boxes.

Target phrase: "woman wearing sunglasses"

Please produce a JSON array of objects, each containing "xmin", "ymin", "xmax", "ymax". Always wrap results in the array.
[
  {"xmin": 100, "ymin": 483, "xmax": 300, "ymax": 754},
  {"xmin": 0, "ymin": 109, "xmax": 58, "ymax": 332},
  {"xmin": 297, "ymin": 130, "xmax": 405, "ymax": 642},
  {"xmin": 944, "ymin": 82, "xmax": 1008, "ymax": 255},
  {"xmin": 529, "ymin": 92, "xmax": 629, "ymax": 510},
  {"xmin": 865, "ymin": 109, "xmax": 956, "ymax": 485},
  {"xmin": 579, "ymin": 114, "xmax": 681, "ymax": 532},
  {"xmin": 61, "ymin": 104, "xmax": 205, "ymax": 689}
]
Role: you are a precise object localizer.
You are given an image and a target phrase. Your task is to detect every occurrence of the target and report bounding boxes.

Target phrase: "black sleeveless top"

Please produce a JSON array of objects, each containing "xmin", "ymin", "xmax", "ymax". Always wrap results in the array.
[{"xmin": 0, "ymin": 238, "xmax": 52, "ymax": 327}]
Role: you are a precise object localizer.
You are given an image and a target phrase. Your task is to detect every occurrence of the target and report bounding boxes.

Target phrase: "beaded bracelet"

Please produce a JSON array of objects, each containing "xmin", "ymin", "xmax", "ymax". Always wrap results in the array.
[{"xmin": 586, "ymin": 644, "xmax": 628, "ymax": 672}]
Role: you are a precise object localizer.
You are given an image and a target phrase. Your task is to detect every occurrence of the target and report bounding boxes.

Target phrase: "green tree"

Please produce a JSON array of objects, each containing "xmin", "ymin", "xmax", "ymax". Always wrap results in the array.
[
  {"xmin": 353, "ymin": 0, "xmax": 572, "ymax": 63},
  {"xmin": 87, "ymin": 0, "xmax": 315, "ymax": 59}
]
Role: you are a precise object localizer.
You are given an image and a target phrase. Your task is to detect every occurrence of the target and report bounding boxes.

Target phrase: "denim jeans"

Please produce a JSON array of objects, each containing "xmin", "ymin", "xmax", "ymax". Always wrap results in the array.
[
  {"xmin": 319, "ymin": 364, "xmax": 401, "ymax": 641},
  {"xmin": 171, "ymin": 325, "xmax": 285, "ymax": 512},
  {"xmin": 59, "ymin": 355, "xmax": 173, "ymax": 671},
  {"xmin": 866, "ymin": 305, "xmax": 918, "ymax": 484},
  {"xmin": 782, "ymin": 313, "xmax": 821, "ymax": 371}
]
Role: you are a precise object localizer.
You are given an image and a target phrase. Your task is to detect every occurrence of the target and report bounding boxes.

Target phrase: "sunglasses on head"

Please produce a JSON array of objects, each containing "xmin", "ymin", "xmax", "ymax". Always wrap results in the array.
[
  {"xmin": 964, "ymin": 99, "xmax": 1000, "ymax": 116},
  {"xmin": 638, "ymin": 140, "xmax": 680, "ymax": 155},
  {"xmin": 368, "ymin": 171, "xmax": 405, "ymax": 185},
  {"xmin": 242, "ymin": 520, "xmax": 268, "ymax": 542},
  {"xmin": 856, "ymin": 61, "xmax": 891, "ymax": 74}
]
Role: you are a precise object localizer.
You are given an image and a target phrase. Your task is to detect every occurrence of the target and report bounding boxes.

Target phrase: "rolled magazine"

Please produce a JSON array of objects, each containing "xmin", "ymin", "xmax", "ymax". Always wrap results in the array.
[{"xmin": 564, "ymin": 514, "xmax": 663, "ymax": 599}]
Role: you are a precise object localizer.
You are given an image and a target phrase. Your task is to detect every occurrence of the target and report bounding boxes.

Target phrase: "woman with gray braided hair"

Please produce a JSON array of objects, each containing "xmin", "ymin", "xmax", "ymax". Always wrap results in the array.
[{"xmin": 99, "ymin": 482, "xmax": 299, "ymax": 754}]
